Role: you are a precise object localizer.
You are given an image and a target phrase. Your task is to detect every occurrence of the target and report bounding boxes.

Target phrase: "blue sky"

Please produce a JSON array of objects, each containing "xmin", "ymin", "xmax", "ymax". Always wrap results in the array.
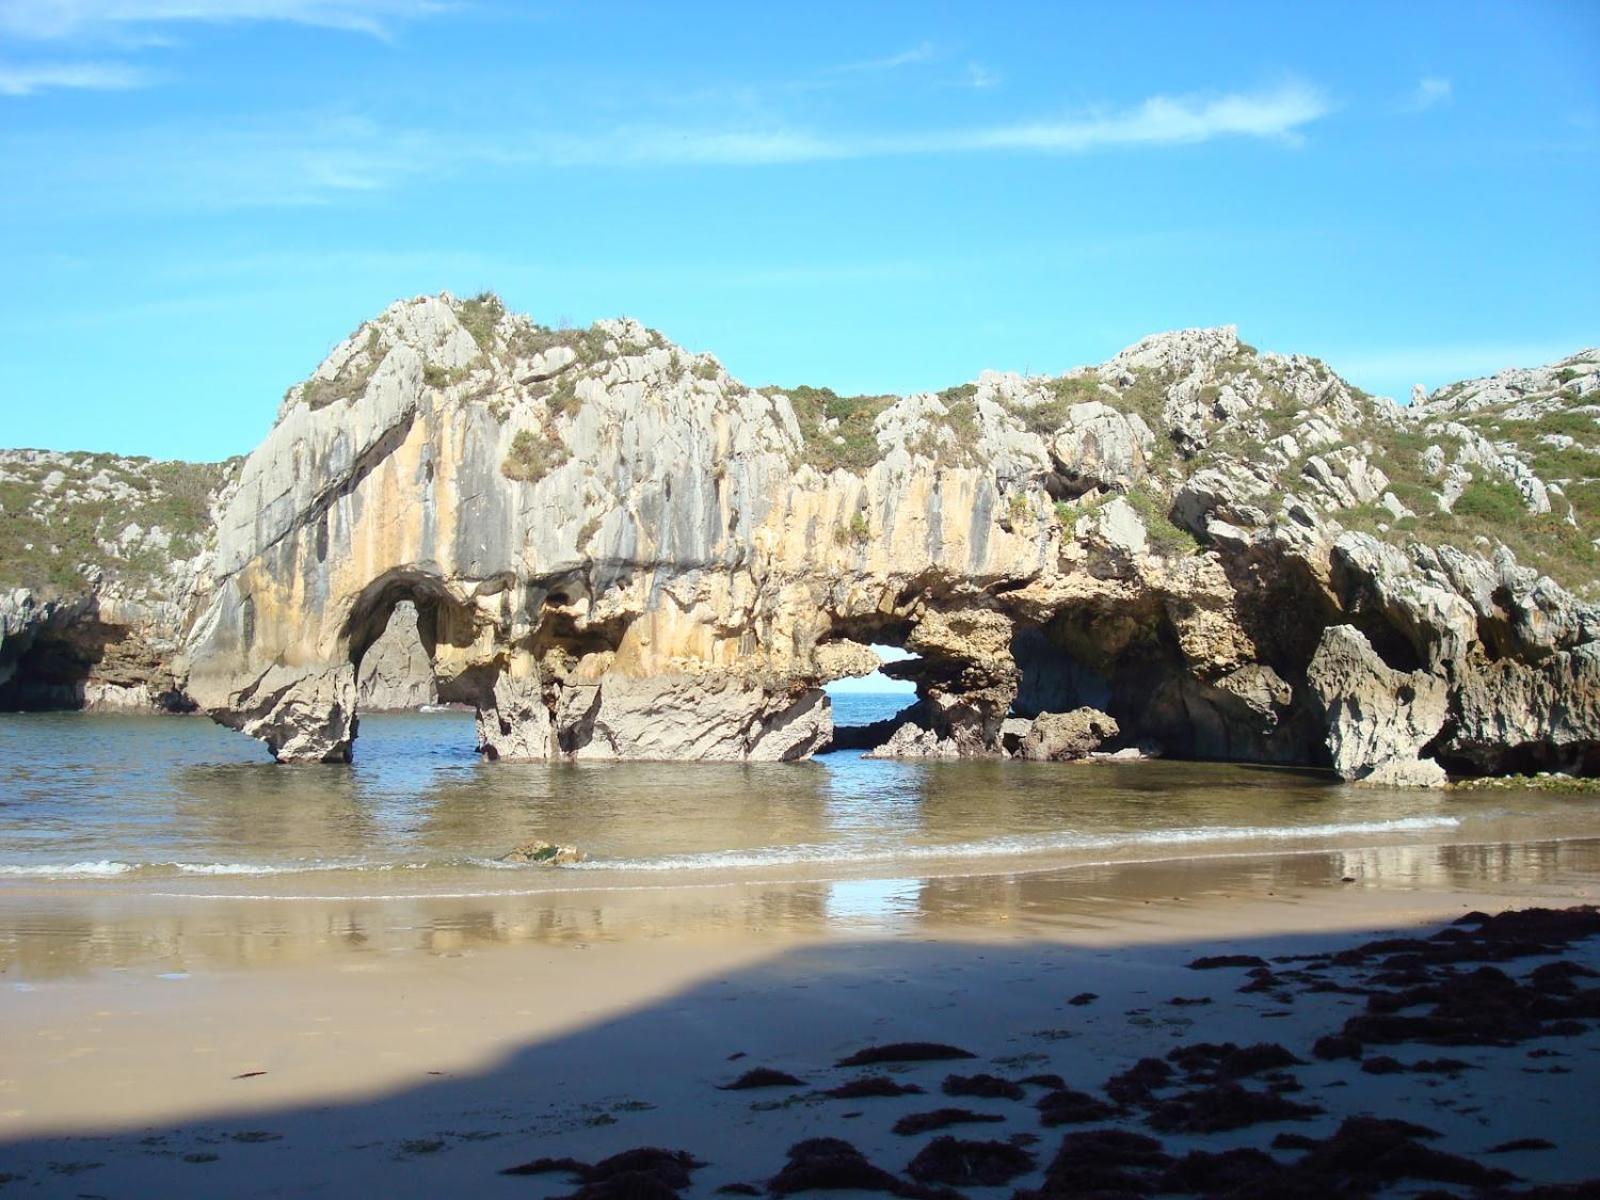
[{"xmin": 2, "ymin": 0, "xmax": 1596, "ymax": 461}]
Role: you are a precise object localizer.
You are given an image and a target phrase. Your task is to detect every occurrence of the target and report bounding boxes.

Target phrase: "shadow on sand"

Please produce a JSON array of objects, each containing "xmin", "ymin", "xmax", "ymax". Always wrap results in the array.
[{"xmin": 3, "ymin": 906, "xmax": 1599, "ymax": 1199}]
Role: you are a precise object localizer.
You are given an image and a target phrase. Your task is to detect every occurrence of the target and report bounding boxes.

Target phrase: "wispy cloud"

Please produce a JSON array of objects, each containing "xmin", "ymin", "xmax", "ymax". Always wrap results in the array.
[
  {"xmin": 1404, "ymin": 76, "xmax": 1452, "ymax": 113},
  {"xmin": 2, "ymin": 82, "xmax": 1334, "ymax": 211},
  {"xmin": 827, "ymin": 41, "xmax": 935, "ymax": 74},
  {"xmin": 562, "ymin": 82, "xmax": 1331, "ymax": 165},
  {"xmin": 0, "ymin": 0, "xmax": 446, "ymax": 41},
  {"xmin": 0, "ymin": 59, "xmax": 149, "ymax": 94},
  {"xmin": 5, "ymin": 113, "xmax": 443, "ymax": 207},
  {"xmin": 964, "ymin": 62, "xmax": 999, "ymax": 90}
]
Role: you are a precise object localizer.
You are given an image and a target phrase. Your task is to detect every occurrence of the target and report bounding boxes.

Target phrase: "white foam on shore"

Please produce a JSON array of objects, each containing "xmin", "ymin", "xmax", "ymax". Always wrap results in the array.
[
  {"xmin": 0, "ymin": 816, "xmax": 1462, "ymax": 883},
  {"xmin": 565, "ymin": 815, "xmax": 1463, "ymax": 873},
  {"xmin": 0, "ymin": 860, "xmax": 134, "ymax": 877},
  {"xmin": 0, "ymin": 859, "xmax": 419, "ymax": 879}
]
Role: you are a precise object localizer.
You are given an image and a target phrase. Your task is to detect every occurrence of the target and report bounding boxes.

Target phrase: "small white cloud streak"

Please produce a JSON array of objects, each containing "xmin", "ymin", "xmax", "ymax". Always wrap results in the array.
[
  {"xmin": 0, "ymin": 59, "xmax": 149, "ymax": 94},
  {"xmin": 827, "ymin": 41, "xmax": 936, "ymax": 74},
  {"xmin": 559, "ymin": 82, "xmax": 1331, "ymax": 166},
  {"xmin": 0, "ymin": 0, "xmax": 445, "ymax": 40},
  {"xmin": 1, "ymin": 83, "xmax": 1333, "ymax": 211},
  {"xmin": 1406, "ymin": 76, "xmax": 1452, "ymax": 112},
  {"xmin": 964, "ymin": 62, "xmax": 999, "ymax": 89}
]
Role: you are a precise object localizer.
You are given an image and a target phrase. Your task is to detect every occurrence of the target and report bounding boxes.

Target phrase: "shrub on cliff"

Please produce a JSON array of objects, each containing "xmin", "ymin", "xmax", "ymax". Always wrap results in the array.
[{"xmin": 501, "ymin": 430, "xmax": 569, "ymax": 483}]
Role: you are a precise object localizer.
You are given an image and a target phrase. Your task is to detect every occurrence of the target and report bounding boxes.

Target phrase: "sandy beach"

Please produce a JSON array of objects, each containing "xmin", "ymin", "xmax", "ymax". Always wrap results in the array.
[{"xmin": 3, "ymin": 839, "xmax": 1600, "ymax": 1197}]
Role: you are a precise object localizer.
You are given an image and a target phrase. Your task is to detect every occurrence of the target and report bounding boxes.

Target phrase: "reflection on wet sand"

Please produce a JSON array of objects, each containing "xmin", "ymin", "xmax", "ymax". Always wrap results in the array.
[{"xmin": 4, "ymin": 838, "xmax": 1597, "ymax": 981}]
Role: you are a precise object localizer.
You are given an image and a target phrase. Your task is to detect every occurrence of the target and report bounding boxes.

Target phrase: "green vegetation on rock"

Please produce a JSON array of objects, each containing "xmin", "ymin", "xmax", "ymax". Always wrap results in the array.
[
  {"xmin": 500, "ymin": 429, "xmax": 569, "ymax": 483},
  {"xmin": 783, "ymin": 385, "xmax": 896, "ymax": 472},
  {"xmin": 0, "ymin": 453, "xmax": 232, "ymax": 595},
  {"xmin": 301, "ymin": 327, "xmax": 383, "ymax": 411},
  {"xmin": 458, "ymin": 292, "xmax": 504, "ymax": 353},
  {"xmin": 1124, "ymin": 486, "xmax": 1200, "ymax": 557}
]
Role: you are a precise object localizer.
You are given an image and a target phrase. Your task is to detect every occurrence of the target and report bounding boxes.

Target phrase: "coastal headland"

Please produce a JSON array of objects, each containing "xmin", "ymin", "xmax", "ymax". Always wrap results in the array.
[{"xmin": 2, "ymin": 296, "xmax": 1596, "ymax": 787}]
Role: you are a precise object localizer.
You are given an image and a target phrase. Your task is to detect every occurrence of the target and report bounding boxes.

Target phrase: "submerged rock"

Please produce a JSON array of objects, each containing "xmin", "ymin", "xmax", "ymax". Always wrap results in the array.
[{"xmin": 499, "ymin": 840, "xmax": 582, "ymax": 865}]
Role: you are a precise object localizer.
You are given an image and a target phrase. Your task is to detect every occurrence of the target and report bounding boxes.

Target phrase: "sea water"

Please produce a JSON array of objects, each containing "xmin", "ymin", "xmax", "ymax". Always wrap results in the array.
[{"xmin": 1, "ymin": 701, "xmax": 1595, "ymax": 890}]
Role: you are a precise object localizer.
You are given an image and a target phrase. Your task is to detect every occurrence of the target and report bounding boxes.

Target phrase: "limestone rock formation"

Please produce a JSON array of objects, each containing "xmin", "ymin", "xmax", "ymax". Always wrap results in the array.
[
  {"xmin": 863, "ymin": 723, "xmax": 964, "ymax": 760},
  {"xmin": 356, "ymin": 600, "xmax": 438, "ymax": 710},
  {"xmin": 1306, "ymin": 625, "xmax": 1449, "ymax": 787},
  {"xmin": 0, "ymin": 450, "xmax": 228, "ymax": 712},
  {"xmin": 2, "ymin": 293, "xmax": 1596, "ymax": 786},
  {"xmin": 1016, "ymin": 708, "xmax": 1121, "ymax": 761}
]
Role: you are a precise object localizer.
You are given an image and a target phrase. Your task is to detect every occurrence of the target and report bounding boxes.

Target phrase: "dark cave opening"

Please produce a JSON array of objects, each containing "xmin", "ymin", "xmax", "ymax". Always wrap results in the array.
[
  {"xmin": 341, "ymin": 569, "xmax": 490, "ymax": 755},
  {"xmin": 0, "ymin": 629, "xmax": 100, "ymax": 711},
  {"xmin": 1429, "ymin": 736, "xmax": 1600, "ymax": 780},
  {"xmin": 0, "ymin": 619, "xmax": 191, "ymax": 714}
]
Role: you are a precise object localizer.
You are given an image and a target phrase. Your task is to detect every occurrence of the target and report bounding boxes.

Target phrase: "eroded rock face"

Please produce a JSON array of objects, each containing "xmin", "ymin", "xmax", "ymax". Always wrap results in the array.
[
  {"xmin": 1017, "ymin": 708, "xmax": 1121, "ymax": 761},
  {"xmin": 1444, "ymin": 644, "xmax": 1600, "ymax": 775},
  {"xmin": 5, "ymin": 296, "xmax": 1595, "ymax": 782},
  {"xmin": 1049, "ymin": 402, "xmax": 1154, "ymax": 494},
  {"xmin": 356, "ymin": 601, "xmax": 437, "ymax": 710},
  {"xmin": 1307, "ymin": 625, "xmax": 1448, "ymax": 787}
]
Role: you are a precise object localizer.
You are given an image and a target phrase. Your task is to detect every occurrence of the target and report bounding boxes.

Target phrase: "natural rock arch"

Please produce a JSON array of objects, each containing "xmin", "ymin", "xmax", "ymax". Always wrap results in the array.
[{"xmin": 165, "ymin": 295, "xmax": 1599, "ymax": 782}]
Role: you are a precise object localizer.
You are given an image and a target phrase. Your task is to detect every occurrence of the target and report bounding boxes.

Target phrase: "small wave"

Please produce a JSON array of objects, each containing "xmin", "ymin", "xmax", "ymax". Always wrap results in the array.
[
  {"xmin": 174, "ymin": 862, "xmax": 301, "ymax": 876},
  {"xmin": 567, "ymin": 815, "xmax": 1463, "ymax": 873},
  {"xmin": 0, "ymin": 859, "xmax": 422, "ymax": 879},
  {"xmin": 0, "ymin": 860, "xmax": 134, "ymax": 877},
  {"xmin": 170, "ymin": 859, "xmax": 432, "ymax": 876}
]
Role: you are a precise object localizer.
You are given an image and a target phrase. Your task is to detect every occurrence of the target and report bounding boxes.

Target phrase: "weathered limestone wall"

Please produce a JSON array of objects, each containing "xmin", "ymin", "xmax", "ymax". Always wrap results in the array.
[{"xmin": 35, "ymin": 292, "xmax": 1584, "ymax": 782}]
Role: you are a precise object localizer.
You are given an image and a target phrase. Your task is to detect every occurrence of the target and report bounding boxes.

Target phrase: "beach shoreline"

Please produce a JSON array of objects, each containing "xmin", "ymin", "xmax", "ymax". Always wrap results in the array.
[{"xmin": 3, "ymin": 837, "xmax": 1599, "ymax": 1195}]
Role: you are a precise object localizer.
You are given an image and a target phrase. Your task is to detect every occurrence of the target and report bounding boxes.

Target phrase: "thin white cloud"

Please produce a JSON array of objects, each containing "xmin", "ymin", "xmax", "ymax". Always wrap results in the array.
[
  {"xmin": 828, "ymin": 41, "xmax": 936, "ymax": 74},
  {"xmin": 565, "ymin": 82, "xmax": 1331, "ymax": 165},
  {"xmin": 2, "ymin": 82, "xmax": 1334, "ymax": 211},
  {"xmin": 0, "ymin": 59, "xmax": 149, "ymax": 94},
  {"xmin": 964, "ymin": 62, "xmax": 999, "ymax": 90},
  {"xmin": 1405, "ymin": 76, "xmax": 1452, "ymax": 112},
  {"xmin": 5, "ymin": 112, "xmax": 443, "ymax": 207},
  {"xmin": 0, "ymin": 0, "xmax": 446, "ymax": 40}
]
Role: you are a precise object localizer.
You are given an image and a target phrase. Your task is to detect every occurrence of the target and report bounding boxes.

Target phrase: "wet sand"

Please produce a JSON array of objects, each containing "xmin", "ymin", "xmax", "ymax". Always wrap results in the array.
[{"xmin": 2, "ymin": 840, "xmax": 1599, "ymax": 1196}]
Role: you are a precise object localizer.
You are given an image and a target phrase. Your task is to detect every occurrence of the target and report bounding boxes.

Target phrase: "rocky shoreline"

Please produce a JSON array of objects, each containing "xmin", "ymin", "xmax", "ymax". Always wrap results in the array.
[{"xmin": 2, "ymin": 294, "xmax": 1596, "ymax": 784}]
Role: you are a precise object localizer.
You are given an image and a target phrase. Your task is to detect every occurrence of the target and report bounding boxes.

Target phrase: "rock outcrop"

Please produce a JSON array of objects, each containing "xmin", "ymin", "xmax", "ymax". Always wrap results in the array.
[
  {"xmin": 1017, "ymin": 708, "xmax": 1121, "ymax": 762},
  {"xmin": 356, "ymin": 600, "xmax": 438, "ymax": 710},
  {"xmin": 2, "ymin": 293, "xmax": 1596, "ymax": 784},
  {"xmin": 0, "ymin": 450, "xmax": 231, "ymax": 713},
  {"xmin": 1307, "ymin": 625, "xmax": 1448, "ymax": 787}
]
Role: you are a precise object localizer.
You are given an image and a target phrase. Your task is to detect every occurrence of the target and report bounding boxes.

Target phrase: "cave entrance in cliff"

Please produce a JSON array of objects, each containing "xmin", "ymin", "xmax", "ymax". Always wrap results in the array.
[
  {"xmin": 0, "ymin": 628, "xmax": 93, "ymax": 711},
  {"xmin": 820, "ymin": 624, "xmax": 924, "ymax": 753},
  {"xmin": 1007, "ymin": 607, "xmax": 1168, "ymax": 758},
  {"xmin": 353, "ymin": 599, "xmax": 442, "ymax": 712},
  {"xmin": 0, "ymin": 619, "xmax": 182, "ymax": 712}
]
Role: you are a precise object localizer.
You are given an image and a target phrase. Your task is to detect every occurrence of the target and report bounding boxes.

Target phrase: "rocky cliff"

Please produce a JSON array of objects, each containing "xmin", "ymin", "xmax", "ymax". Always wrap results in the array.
[
  {"xmin": 3, "ymin": 293, "xmax": 1596, "ymax": 783},
  {"xmin": 0, "ymin": 450, "xmax": 234, "ymax": 711}
]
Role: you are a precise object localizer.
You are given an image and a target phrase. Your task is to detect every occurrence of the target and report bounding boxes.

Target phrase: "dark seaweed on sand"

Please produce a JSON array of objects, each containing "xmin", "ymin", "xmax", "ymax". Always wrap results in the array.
[
  {"xmin": 834, "ymin": 1042, "xmax": 977, "ymax": 1068},
  {"xmin": 941, "ymin": 1073, "xmax": 1025, "ymax": 1101},
  {"xmin": 905, "ymin": 1136, "xmax": 1035, "ymax": 1186},
  {"xmin": 717, "ymin": 1067, "xmax": 804, "ymax": 1090},
  {"xmin": 822, "ymin": 1076, "xmax": 926, "ymax": 1100},
  {"xmin": 891, "ymin": 1108, "xmax": 1007, "ymax": 1137},
  {"xmin": 768, "ymin": 1137, "xmax": 952, "ymax": 1199},
  {"xmin": 500, "ymin": 1146, "xmax": 706, "ymax": 1200}
]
